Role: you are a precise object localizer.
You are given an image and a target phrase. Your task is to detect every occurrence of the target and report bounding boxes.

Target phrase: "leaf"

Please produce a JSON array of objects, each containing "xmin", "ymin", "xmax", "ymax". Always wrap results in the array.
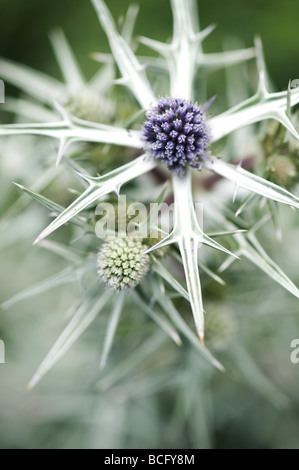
[
  {"xmin": 205, "ymin": 157, "xmax": 299, "ymax": 209},
  {"xmin": 4, "ymin": 165, "xmax": 60, "ymax": 220},
  {"xmin": 3, "ymin": 97, "xmax": 57, "ymax": 122},
  {"xmin": 0, "ymin": 121, "xmax": 143, "ymax": 151},
  {"xmin": 34, "ymin": 155, "xmax": 157, "ymax": 243},
  {"xmin": 171, "ymin": 170, "xmax": 236, "ymax": 341},
  {"xmin": 136, "ymin": 182, "xmax": 169, "ymax": 236},
  {"xmin": 100, "ymin": 293, "xmax": 125, "ymax": 369},
  {"xmin": 38, "ymin": 240, "xmax": 84, "ymax": 264},
  {"xmin": 27, "ymin": 291, "xmax": 111, "ymax": 389},
  {"xmin": 0, "ymin": 57, "xmax": 65, "ymax": 104},
  {"xmin": 144, "ymin": 233, "xmax": 177, "ymax": 255},
  {"xmin": 151, "ymin": 278, "xmax": 224, "ymax": 371},
  {"xmin": 0, "ymin": 209, "xmax": 42, "ymax": 249},
  {"xmin": 178, "ymin": 235, "xmax": 204, "ymax": 341},
  {"xmin": 88, "ymin": 63, "xmax": 115, "ymax": 94},
  {"xmin": 1, "ymin": 260, "xmax": 94, "ymax": 311},
  {"xmin": 173, "ymin": 248, "xmax": 225, "ymax": 286},
  {"xmin": 140, "ymin": 0, "xmax": 203, "ymax": 99},
  {"xmin": 205, "ymin": 229, "xmax": 247, "ymax": 238},
  {"xmin": 197, "ymin": 260, "xmax": 225, "ymax": 286},
  {"xmin": 235, "ymin": 193, "xmax": 257, "ymax": 217},
  {"xmin": 169, "ymin": 0, "xmax": 201, "ymax": 98},
  {"xmin": 152, "ymin": 258, "xmax": 189, "ymax": 301},
  {"xmin": 146, "ymin": 170, "xmax": 236, "ymax": 340},
  {"xmin": 233, "ymin": 343, "xmax": 288, "ymax": 408},
  {"xmin": 171, "ymin": 0, "xmax": 199, "ymax": 41},
  {"xmin": 49, "ymin": 28, "xmax": 84, "ymax": 92},
  {"xmin": 121, "ymin": 4, "xmax": 139, "ymax": 45},
  {"xmin": 97, "ymin": 331, "xmax": 167, "ymax": 392},
  {"xmin": 198, "ymin": 47, "xmax": 255, "ymax": 71},
  {"xmin": 267, "ymin": 200, "xmax": 282, "ymax": 242},
  {"xmin": 14, "ymin": 183, "xmax": 91, "ymax": 233},
  {"xmin": 238, "ymin": 232, "xmax": 299, "ymax": 298},
  {"xmin": 133, "ymin": 291, "xmax": 182, "ymax": 346},
  {"xmin": 90, "ymin": 0, "xmax": 155, "ymax": 109},
  {"xmin": 209, "ymin": 86, "xmax": 299, "ymax": 142}
]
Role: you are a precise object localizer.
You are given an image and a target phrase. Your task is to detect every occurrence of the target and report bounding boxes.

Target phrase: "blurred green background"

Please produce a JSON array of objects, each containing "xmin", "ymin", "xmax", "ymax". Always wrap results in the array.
[
  {"xmin": 1, "ymin": 0, "xmax": 299, "ymax": 450},
  {"xmin": 1, "ymin": 0, "xmax": 299, "ymax": 90}
]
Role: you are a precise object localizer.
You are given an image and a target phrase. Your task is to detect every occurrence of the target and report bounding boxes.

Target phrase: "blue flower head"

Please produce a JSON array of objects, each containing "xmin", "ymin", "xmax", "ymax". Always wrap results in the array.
[{"xmin": 143, "ymin": 97, "xmax": 210, "ymax": 175}]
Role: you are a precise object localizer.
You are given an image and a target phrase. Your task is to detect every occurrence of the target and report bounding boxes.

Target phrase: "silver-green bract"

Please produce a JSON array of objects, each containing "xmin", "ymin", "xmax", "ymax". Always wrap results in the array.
[{"xmin": 1, "ymin": 0, "xmax": 299, "ymax": 386}]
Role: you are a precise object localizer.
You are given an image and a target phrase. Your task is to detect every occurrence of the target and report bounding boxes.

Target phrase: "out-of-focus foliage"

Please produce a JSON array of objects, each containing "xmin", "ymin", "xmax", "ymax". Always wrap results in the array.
[{"xmin": 1, "ymin": 0, "xmax": 299, "ymax": 450}]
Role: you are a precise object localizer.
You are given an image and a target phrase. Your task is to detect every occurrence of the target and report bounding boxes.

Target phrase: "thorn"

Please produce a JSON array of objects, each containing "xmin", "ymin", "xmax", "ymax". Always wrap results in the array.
[
  {"xmin": 70, "ymin": 231, "xmax": 86, "ymax": 244},
  {"xmin": 13, "ymin": 182, "xmax": 24, "ymax": 190},
  {"xmin": 202, "ymin": 95, "xmax": 216, "ymax": 113},
  {"xmin": 26, "ymin": 374, "xmax": 40, "ymax": 391},
  {"xmin": 287, "ymin": 80, "xmax": 292, "ymax": 118},
  {"xmin": 143, "ymin": 235, "xmax": 175, "ymax": 254},
  {"xmin": 114, "ymin": 185, "xmax": 121, "ymax": 197},
  {"xmin": 152, "ymin": 226, "xmax": 169, "ymax": 236},
  {"xmin": 100, "ymin": 355, "xmax": 107, "ymax": 370},
  {"xmin": 52, "ymin": 99, "xmax": 70, "ymax": 122},
  {"xmin": 137, "ymin": 63, "xmax": 147, "ymax": 72},
  {"xmin": 56, "ymin": 138, "xmax": 66, "ymax": 166},
  {"xmin": 199, "ymin": 332, "xmax": 205, "ymax": 345},
  {"xmin": 113, "ymin": 77, "xmax": 128, "ymax": 86},
  {"xmin": 73, "ymin": 169, "xmax": 93, "ymax": 184},
  {"xmin": 1, "ymin": 299, "xmax": 13, "ymax": 310},
  {"xmin": 68, "ymin": 187, "xmax": 80, "ymax": 195},
  {"xmin": 33, "ymin": 235, "xmax": 43, "ymax": 245},
  {"xmin": 38, "ymin": 240, "xmax": 50, "ymax": 248},
  {"xmin": 195, "ymin": 24, "xmax": 217, "ymax": 42},
  {"xmin": 138, "ymin": 36, "xmax": 172, "ymax": 54},
  {"xmin": 173, "ymin": 334, "xmax": 183, "ymax": 347},
  {"xmin": 233, "ymin": 184, "xmax": 240, "ymax": 203},
  {"xmin": 90, "ymin": 52, "xmax": 113, "ymax": 64}
]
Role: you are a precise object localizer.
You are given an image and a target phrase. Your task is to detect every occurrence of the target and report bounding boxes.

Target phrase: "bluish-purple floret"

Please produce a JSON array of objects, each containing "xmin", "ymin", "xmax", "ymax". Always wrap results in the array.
[{"xmin": 143, "ymin": 97, "xmax": 210, "ymax": 175}]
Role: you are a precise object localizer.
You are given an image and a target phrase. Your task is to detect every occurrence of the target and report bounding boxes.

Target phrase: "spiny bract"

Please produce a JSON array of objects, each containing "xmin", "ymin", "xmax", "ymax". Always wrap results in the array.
[
  {"xmin": 143, "ymin": 97, "xmax": 210, "ymax": 175},
  {"xmin": 97, "ymin": 236, "xmax": 150, "ymax": 291}
]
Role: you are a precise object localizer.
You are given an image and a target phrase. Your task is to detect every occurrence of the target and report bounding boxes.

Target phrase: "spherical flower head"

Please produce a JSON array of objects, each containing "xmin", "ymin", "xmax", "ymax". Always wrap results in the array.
[
  {"xmin": 143, "ymin": 97, "xmax": 210, "ymax": 176},
  {"xmin": 97, "ymin": 236, "xmax": 150, "ymax": 292}
]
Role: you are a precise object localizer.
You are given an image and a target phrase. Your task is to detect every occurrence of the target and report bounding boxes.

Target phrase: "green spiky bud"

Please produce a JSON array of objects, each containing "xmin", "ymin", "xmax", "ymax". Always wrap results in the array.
[
  {"xmin": 267, "ymin": 154, "xmax": 297, "ymax": 188},
  {"xmin": 97, "ymin": 236, "xmax": 150, "ymax": 291},
  {"xmin": 64, "ymin": 91, "xmax": 113, "ymax": 123},
  {"xmin": 204, "ymin": 305, "xmax": 236, "ymax": 352}
]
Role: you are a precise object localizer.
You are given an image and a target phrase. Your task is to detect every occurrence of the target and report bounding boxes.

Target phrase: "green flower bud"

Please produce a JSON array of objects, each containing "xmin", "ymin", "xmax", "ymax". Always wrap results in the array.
[
  {"xmin": 204, "ymin": 305, "xmax": 236, "ymax": 352},
  {"xmin": 97, "ymin": 236, "xmax": 150, "ymax": 291},
  {"xmin": 267, "ymin": 154, "xmax": 297, "ymax": 188},
  {"xmin": 65, "ymin": 91, "xmax": 114, "ymax": 123}
]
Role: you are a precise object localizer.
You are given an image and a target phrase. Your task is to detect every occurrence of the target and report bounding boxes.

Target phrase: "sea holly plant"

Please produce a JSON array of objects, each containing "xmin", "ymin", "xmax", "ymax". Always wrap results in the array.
[{"xmin": 1, "ymin": 0, "xmax": 299, "ymax": 390}]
